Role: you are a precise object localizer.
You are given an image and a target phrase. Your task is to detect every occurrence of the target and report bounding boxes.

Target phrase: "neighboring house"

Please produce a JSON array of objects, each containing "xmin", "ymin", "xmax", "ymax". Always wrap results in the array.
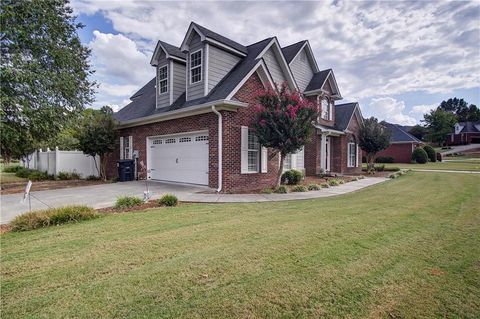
[
  {"xmin": 110, "ymin": 22, "xmax": 363, "ymax": 192},
  {"xmin": 369, "ymin": 122, "xmax": 422, "ymax": 163},
  {"xmin": 446, "ymin": 122, "xmax": 480, "ymax": 145}
]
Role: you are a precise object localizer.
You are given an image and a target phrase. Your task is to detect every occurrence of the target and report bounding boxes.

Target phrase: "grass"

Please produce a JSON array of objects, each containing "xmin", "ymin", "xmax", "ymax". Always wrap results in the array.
[
  {"xmin": 1, "ymin": 172, "xmax": 479, "ymax": 318},
  {"xmin": 364, "ymin": 161, "xmax": 480, "ymax": 171},
  {"xmin": 0, "ymin": 162, "xmax": 26, "ymax": 184}
]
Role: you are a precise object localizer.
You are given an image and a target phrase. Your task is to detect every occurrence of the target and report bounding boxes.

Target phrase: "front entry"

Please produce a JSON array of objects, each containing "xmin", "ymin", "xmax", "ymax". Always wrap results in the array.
[{"xmin": 320, "ymin": 135, "xmax": 331, "ymax": 173}]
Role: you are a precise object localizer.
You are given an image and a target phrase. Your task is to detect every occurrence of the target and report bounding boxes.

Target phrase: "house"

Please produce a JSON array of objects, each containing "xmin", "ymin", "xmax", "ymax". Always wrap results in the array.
[
  {"xmin": 446, "ymin": 122, "xmax": 480, "ymax": 145},
  {"xmin": 110, "ymin": 22, "xmax": 363, "ymax": 192},
  {"xmin": 371, "ymin": 122, "xmax": 422, "ymax": 163}
]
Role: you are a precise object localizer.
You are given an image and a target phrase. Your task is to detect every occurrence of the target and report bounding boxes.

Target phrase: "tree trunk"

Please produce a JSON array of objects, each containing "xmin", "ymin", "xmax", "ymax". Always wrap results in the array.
[
  {"xmin": 92, "ymin": 155, "xmax": 101, "ymax": 179},
  {"xmin": 276, "ymin": 153, "xmax": 285, "ymax": 188},
  {"xmin": 367, "ymin": 153, "xmax": 375, "ymax": 174}
]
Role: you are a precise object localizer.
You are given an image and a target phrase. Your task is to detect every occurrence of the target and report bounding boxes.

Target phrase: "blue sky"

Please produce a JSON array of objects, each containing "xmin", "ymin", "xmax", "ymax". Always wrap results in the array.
[{"xmin": 72, "ymin": 0, "xmax": 480, "ymax": 125}]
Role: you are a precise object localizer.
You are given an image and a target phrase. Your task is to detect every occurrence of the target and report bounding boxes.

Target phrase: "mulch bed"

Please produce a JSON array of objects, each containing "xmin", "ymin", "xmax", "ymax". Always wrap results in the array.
[{"xmin": 0, "ymin": 180, "xmax": 109, "ymax": 195}]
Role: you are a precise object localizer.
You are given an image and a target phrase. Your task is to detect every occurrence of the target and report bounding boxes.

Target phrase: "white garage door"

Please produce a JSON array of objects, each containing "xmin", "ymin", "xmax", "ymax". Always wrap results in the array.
[{"xmin": 148, "ymin": 132, "xmax": 209, "ymax": 185}]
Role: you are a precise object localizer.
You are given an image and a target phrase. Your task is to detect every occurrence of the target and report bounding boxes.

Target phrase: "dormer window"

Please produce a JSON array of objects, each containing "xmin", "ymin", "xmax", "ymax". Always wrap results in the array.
[
  {"xmin": 190, "ymin": 49, "xmax": 202, "ymax": 84},
  {"xmin": 158, "ymin": 65, "xmax": 168, "ymax": 94}
]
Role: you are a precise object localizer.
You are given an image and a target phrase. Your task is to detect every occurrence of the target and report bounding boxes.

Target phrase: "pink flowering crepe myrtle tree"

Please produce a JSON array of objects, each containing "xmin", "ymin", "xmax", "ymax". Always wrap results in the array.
[{"xmin": 251, "ymin": 83, "xmax": 318, "ymax": 187}]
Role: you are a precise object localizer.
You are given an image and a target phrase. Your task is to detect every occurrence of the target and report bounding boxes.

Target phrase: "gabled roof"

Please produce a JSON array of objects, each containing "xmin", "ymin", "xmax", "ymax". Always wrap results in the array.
[
  {"xmin": 150, "ymin": 41, "xmax": 186, "ymax": 66},
  {"xmin": 180, "ymin": 22, "xmax": 247, "ymax": 56},
  {"xmin": 305, "ymin": 69, "xmax": 330, "ymax": 92},
  {"xmin": 383, "ymin": 122, "xmax": 422, "ymax": 143},
  {"xmin": 281, "ymin": 41, "xmax": 306, "ymax": 64},
  {"xmin": 456, "ymin": 121, "xmax": 480, "ymax": 133},
  {"xmin": 333, "ymin": 103, "xmax": 357, "ymax": 131}
]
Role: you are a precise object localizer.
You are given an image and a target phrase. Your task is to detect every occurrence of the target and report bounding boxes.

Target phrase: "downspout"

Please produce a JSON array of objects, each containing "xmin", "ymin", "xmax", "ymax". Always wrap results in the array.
[{"xmin": 212, "ymin": 105, "xmax": 222, "ymax": 192}]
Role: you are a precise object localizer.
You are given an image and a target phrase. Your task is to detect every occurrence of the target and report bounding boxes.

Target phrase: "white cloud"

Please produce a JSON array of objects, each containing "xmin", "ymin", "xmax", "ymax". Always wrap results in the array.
[
  {"xmin": 367, "ymin": 97, "xmax": 417, "ymax": 125},
  {"xmin": 72, "ymin": 0, "xmax": 480, "ymax": 116}
]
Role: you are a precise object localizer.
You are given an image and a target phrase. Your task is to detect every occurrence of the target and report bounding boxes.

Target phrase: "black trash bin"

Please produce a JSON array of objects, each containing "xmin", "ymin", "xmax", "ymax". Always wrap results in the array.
[{"xmin": 117, "ymin": 159, "xmax": 135, "ymax": 182}]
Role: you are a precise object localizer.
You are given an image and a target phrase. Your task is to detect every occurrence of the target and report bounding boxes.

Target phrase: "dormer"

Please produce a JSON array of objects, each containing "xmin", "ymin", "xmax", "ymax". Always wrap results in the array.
[
  {"xmin": 180, "ymin": 22, "xmax": 247, "ymax": 101},
  {"xmin": 282, "ymin": 40, "xmax": 319, "ymax": 92},
  {"xmin": 454, "ymin": 123, "xmax": 464, "ymax": 134},
  {"xmin": 150, "ymin": 41, "xmax": 186, "ymax": 109}
]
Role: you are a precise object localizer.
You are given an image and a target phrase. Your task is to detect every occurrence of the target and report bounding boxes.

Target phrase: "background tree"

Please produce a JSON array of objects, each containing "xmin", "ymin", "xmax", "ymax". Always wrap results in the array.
[
  {"xmin": 423, "ymin": 109, "xmax": 457, "ymax": 146},
  {"xmin": 252, "ymin": 84, "xmax": 317, "ymax": 187},
  {"xmin": 0, "ymin": 0, "xmax": 95, "ymax": 162},
  {"xmin": 409, "ymin": 124, "xmax": 428, "ymax": 141},
  {"xmin": 438, "ymin": 98, "xmax": 480, "ymax": 122},
  {"xmin": 358, "ymin": 117, "xmax": 391, "ymax": 173},
  {"xmin": 76, "ymin": 106, "xmax": 117, "ymax": 180}
]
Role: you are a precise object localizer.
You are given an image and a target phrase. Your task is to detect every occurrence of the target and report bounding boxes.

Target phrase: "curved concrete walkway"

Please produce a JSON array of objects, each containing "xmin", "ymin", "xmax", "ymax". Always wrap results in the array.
[{"xmin": 0, "ymin": 177, "xmax": 387, "ymax": 224}]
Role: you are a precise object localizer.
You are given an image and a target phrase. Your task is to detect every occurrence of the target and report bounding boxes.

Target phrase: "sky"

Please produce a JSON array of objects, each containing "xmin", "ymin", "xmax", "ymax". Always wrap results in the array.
[{"xmin": 71, "ymin": 0, "xmax": 480, "ymax": 125}]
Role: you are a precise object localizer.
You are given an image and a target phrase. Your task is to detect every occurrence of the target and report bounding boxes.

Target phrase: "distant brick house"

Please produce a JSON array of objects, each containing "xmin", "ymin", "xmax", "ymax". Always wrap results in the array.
[
  {"xmin": 446, "ymin": 122, "xmax": 480, "ymax": 145},
  {"xmin": 366, "ymin": 122, "xmax": 422, "ymax": 163},
  {"xmin": 110, "ymin": 22, "xmax": 363, "ymax": 192}
]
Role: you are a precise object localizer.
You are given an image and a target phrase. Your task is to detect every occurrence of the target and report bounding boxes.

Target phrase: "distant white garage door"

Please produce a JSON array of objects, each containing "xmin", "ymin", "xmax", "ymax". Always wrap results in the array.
[{"xmin": 147, "ymin": 132, "xmax": 209, "ymax": 185}]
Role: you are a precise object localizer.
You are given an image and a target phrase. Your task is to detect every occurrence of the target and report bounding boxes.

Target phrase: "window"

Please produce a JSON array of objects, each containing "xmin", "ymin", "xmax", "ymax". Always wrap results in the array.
[
  {"xmin": 321, "ymin": 97, "xmax": 329, "ymax": 120},
  {"xmin": 158, "ymin": 65, "xmax": 168, "ymax": 94},
  {"xmin": 347, "ymin": 139, "xmax": 357, "ymax": 168},
  {"xmin": 152, "ymin": 139, "xmax": 162, "ymax": 145},
  {"xmin": 179, "ymin": 137, "xmax": 191, "ymax": 143},
  {"xmin": 195, "ymin": 135, "xmax": 208, "ymax": 142},
  {"xmin": 165, "ymin": 138, "xmax": 176, "ymax": 144},
  {"xmin": 190, "ymin": 50, "xmax": 202, "ymax": 84},
  {"xmin": 283, "ymin": 154, "xmax": 292, "ymax": 170},
  {"xmin": 247, "ymin": 129, "xmax": 260, "ymax": 172}
]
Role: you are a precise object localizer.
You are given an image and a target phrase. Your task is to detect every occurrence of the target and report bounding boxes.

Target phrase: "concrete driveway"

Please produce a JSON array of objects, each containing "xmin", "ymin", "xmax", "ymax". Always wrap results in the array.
[
  {"xmin": 441, "ymin": 144, "xmax": 479, "ymax": 155},
  {"xmin": 0, "ymin": 181, "xmax": 212, "ymax": 225}
]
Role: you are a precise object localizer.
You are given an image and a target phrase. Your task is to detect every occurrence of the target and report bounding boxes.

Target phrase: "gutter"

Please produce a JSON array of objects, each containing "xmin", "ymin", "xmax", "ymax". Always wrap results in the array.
[{"xmin": 211, "ymin": 105, "xmax": 222, "ymax": 192}]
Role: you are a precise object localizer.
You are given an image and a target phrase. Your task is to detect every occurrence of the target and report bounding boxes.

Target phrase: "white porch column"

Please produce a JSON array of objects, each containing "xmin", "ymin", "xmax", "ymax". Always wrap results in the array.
[{"xmin": 320, "ymin": 134, "xmax": 327, "ymax": 172}]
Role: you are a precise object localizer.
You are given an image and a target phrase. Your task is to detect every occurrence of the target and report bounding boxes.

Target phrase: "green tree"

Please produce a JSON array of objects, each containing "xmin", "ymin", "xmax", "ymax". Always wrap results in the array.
[
  {"xmin": 423, "ymin": 109, "xmax": 457, "ymax": 146},
  {"xmin": 409, "ymin": 124, "xmax": 428, "ymax": 141},
  {"xmin": 252, "ymin": 84, "xmax": 317, "ymax": 187},
  {"xmin": 438, "ymin": 98, "xmax": 480, "ymax": 122},
  {"xmin": 0, "ymin": 0, "xmax": 95, "ymax": 162},
  {"xmin": 77, "ymin": 107, "xmax": 117, "ymax": 181},
  {"xmin": 358, "ymin": 117, "xmax": 391, "ymax": 173}
]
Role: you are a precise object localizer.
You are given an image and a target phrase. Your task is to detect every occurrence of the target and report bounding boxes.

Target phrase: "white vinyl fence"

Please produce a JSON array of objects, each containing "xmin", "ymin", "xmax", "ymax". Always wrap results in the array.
[{"xmin": 23, "ymin": 148, "xmax": 100, "ymax": 178}]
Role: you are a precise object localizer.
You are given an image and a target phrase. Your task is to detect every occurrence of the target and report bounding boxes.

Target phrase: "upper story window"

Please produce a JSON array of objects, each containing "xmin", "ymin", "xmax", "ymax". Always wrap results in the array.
[
  {"xmin": 321, "ymin": 98, "xmax": 329, "ymax": 120},
  {"xmin": 158, "ymin": 65, "xmax": 168, "ymax": 94},
  {"xmin": 190, "ymin": 50, "xmax": 202, "ymax": 84}
]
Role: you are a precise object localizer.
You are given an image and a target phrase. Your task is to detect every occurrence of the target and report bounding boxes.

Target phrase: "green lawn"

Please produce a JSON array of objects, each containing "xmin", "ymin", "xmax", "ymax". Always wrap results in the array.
[
  {"xmin": 366, "ymin": 160, "xmax": 480, "ymax": 171},
  {"xmin": 0, "ymin": 162, "xmax": 26, "ymax": 184},
  {"xmin": 1, "ymin": 172, "xmax": 479, "ymax": 318}
]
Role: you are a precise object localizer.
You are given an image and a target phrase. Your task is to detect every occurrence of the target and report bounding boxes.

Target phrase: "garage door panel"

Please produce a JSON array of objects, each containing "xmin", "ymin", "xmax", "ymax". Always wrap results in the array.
[{"xmin": 148, "ymin": 133, "xmax": 209, "ymax": 185}]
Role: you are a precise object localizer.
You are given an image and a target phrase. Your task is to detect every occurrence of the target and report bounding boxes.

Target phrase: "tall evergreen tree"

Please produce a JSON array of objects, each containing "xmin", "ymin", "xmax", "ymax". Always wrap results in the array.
[{"xmin": 0, "ymin": 0, "xmax": 95, "ymax": 162}]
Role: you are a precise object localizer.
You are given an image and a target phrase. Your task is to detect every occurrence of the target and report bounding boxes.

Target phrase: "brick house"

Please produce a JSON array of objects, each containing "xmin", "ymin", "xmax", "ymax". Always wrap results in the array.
[
  {"xmin": 367, "ymin": 122, "xmax": 422, "ymax": 163},
  {"xmin": 111, "ymin": 22, "xmax": 363, "ymax": 192},
  {"xmin": 446, "ymin": 122, "xmax": 480, "ymax": 145}
]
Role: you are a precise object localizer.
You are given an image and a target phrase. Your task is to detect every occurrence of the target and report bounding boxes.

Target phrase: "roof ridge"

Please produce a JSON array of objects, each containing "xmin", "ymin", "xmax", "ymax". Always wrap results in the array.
[
  {"xmin": 281, "ymin": 40, "xmax": 307, "ymax": 49},
  {"xmin": 191, "ymin": 21, "xmax": 247, "ymax": 53},
  {"xmin": 247, "ymin": 37, "xmax": 274, "ymax": 47}
]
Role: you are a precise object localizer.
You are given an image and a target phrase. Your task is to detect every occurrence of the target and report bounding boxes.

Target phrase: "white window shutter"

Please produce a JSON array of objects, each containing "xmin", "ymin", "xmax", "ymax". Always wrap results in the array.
[
  {"xmin": 356, "ymin": 144, "xmax": 359, "ymax": 167},
  {"xmin": 128, "ymin": 136, "xmax": 133, "ymax": 159},
  {"xmin": 240, "ymin": 126, "xmax": 249, "ymax": 173},
  {"xmin": 261, "ymin": 147, "xmax": 268, "ymax": 173},
  {"xmin": 119, "ymin": 137, "xmax": 124, "ymax": 160}
]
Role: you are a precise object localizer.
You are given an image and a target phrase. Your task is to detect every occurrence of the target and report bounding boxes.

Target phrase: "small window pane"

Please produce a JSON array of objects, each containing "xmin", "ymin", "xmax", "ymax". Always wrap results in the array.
[
  {"xmin": 191, "ymin": 66, "xmax": 201, "ymax": 83},
  {"xmin": 179, "ymin": 137, "xmax": 191, "ymax": 143},
  {"xmin": 165, "ymin": 138, "xmax": 176, "ymax": 144},
  {"xmin": 195, "ymin": 135, "xmax": 208, "ymax": 141},
  {"xmin": 190, "ymin": 50, "xmax": 202, "ymax": 83}
]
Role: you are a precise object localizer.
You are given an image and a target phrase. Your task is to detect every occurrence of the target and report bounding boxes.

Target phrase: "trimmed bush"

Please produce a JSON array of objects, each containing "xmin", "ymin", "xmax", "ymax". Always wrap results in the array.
[
  {"xmin": 412, "ymin": 147, "xmax": 428, "ymax": 164},
  {"xmin": 384, "ymin": 166, "xmax": 400, "ymax": 172},
  {"xmin": 158, "ymin": 194, "xmax": 178, "ymax": 207},
  {"xmin": 307, "ymin": 184, "xmax": 321, "ymax": 191},
  {"xmin": 2, "ymin": 165, "xmax": 23, "ymax": 173},
  {"xmin": 57, "ymin": 171, "xmax": 81, "ymax": 180},
  {"xmin": 15, "ymin": 167, "xmax": 33, "ymax": 178},
  {"xmin": 281, "ymin": 169, "xmax": 304, "ymax": 185},
  {"xmin": 114, "ymin": 196, "xmax": 143, "ymax": 209},
  {"xmin": 328, "ymin": 179, "xmax": 340, "ymax": 186},
  {"xmin": 274, "ymin": 185, "xmax": 288, "ymax": 193},
  {"xmin": 86, "ymin": 175, "xmax": 101, "ymax": 181},
  {"xmin": 423, "ymin": 145, "xmax": 436, "ymax": 162},
  {"xmin": 291, "ymin": 185, "xmax": 308, "ymax": 192},
  {"xmin": 321, "ymin": 183, "xmax": 330, "ymax": 188},
  {"xmin": 374, "ymin": 164, "xmax": 385, "ymax": 172},
  {"xmin": 375, "ymin": 156, "xmax": 394, "ymax": 163},
  {"xmin": 10, "ymin": 206, "xmax": 97, "ymax": 232},
  {"xmin": 28, "ymin": 170, "xmax": 50, "ymax": 181}
]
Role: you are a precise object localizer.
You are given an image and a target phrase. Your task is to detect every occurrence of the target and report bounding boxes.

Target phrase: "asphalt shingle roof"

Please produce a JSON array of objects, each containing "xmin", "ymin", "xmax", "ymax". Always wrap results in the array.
[
  {"xmin": 158, "ymin": 40, "xmax": 186, "ymax": 60},
  {"xmin": 193, "ymin": 22, "xmax": 247, "ymax": 55},
  {"xmin": 333, "ymin": 103, "xmax": 357, "ymax": 131},
  {"xmin": 281, "ymin": 41, "xmax": 306, "ymax": 64},
  {"xmin": 305, "ymin": 69, "xmax": 331, "ymax": 92},
  {"xmin": 457, "ymin": 121, "xmax": 480, "ymax": 133},
  {"xmin": 383, "ymin": 122, "xmax": 421, "ymax": 143}
]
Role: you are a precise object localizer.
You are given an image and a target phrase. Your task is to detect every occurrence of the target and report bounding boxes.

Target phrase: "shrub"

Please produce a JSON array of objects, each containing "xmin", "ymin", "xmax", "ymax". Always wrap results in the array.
[
  {"xmin": 86, "ymin": 175, "xmax": 101, "ymax": 181},
  {"xmin": 374, "ymin": 164, "xmax": 385, "ymax": 172},
  {"xmin": 412, "ymin": 147, "xmax": 428, "ymax": 164},
  {"xmin": 15, "ymin": 167, "xmax": 33, "ymax": 178},
  {"xmin": 3, "ymin": 165, "xmax": 23, "ymax": 173},
  {"xmin": 114, "ymin": 196, "xmax": 143, "ymax": 209},
  {"xmin": 321, "ymin": 183, "xmax": 330, "ymax": 188},
  {"xmin": 28, "ymin": 170, "xmax": 50, "ymax": 181},
  {"xmin": 57, "ymin": 171, "xmax": 81, "ymax": 180},
  {"xmin": 281, "ymin": 169, "xmax": 303, "ymax": 185},
  {"xmin": 389, "ymin": 173, "xmax": 398, "ymax": 179},
  {"xmin": 339, "ymin": 179, "xmax": 345, "ymax": 184},
  {"xmin": 307, "ymin": 184, "xmax": 321, "ymax": 191},
  {"xmin": 158, "ymin": 194, "xmax": 178, "ymax": 207},
  {"xmin": 328, "ymin": 179, "xmax": 339, "ymax": 186},
  {"xmin": 384, "ymin": 166, "xmax": 400, "ymax": 172},
  {"xmin": 274, "ymin": 185, "xmax": 288, "ymax": 193},
  {"xmin": 291, "ymin": 185, "xmax": 308, "ymax": 192},
  {"xmin": 10, "ymin": 206, "xmax": 97, "ymax": 231},
  {"xmin": 423, "ymin": 145, "xmax": 436, "ymax": 162},
  {"xmin": 375, "ymin": 156, "xmax": 394, "ymax": 163}
]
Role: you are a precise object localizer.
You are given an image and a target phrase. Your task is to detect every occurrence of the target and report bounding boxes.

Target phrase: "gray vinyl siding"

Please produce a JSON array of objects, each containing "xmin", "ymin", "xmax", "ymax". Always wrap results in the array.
[
  {"xmin": 290, "ymin": 49, "xmax": 314, "ymax": 92},
  {"xmin": 208, "ymin": 45, "xmax": 241, "ymax": 92},
  {"xmin": 156, "ymin": 51, "xmax": 169, "ymax": 108},
  {"xmin": 172, "ymin": 61, "xmax": 186, "ymax": 103},
  {"xmin": 187, "ymin": 32, "xmax": 204, "ymax": 101},
  {"xmin": 263, "ymin": 48, "xmax": 286, "ymax": 86}
]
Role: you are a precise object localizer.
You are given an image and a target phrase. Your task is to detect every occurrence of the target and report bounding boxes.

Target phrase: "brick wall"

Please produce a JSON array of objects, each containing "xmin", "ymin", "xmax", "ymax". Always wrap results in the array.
[
  {"xmin": 446, "ymin": 132, "xmax": 480, "ymax": 145},
  {"xmin": 373, "ymin": 143, "xmax": 417, "ymax": 163}
]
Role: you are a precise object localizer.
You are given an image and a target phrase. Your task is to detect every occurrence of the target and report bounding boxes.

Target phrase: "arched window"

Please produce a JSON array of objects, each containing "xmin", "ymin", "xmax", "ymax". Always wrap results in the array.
[
  {"xmin": 347, "ymin": 136, "xmax": 358, "ymax": 168},
  {"xmin": 321, "ymin": 97, "xmax": 329, "ymax": 120}
]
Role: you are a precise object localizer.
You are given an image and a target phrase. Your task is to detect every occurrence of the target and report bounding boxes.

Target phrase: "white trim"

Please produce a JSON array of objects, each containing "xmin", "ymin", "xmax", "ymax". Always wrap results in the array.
[
  {"xmin": 288, "ymin": 41, "xmax": 319, "ymax": 73},
  {"xmin": 303, "ymin": 69, "xmax": 343, "ymax": 99},
  {"xmin": 128, "ymin": 136, "xmax": 133, "ymax": 159},
  {"xmin": 189, "ymin": 48, "xmax": 202, "ymax": 85},
  {"xmin": 158, "ymin": 64, "xmax": 168, "ymax": 95},
  {"xmin": 180, "ymin": 23, "xmax": 206, "ymax": 52},
  {"xmin": 147, "ymin": 129, "xmax": 209, "ymax": 140},
  {"xmin": 347, "ymin": 142, "xmax": 356, "ymax": 168},
  {"xmin": 119, "ymin": 137, "xmax": 124, "ymax": 160},
  {"xmin": 169, "ymin": 60, "xmax": 173, "ymax": 104},
  {"xmin": 118, "ymin": 100, "xmax": 248, "ymax": 128},
  {"xmin": 204, "ymin": 43, "xmax": 209, "ymax": 96},
  {"xmin": 212, "ymin": 106, "xmax": 222, "ymax": 192},
  {"xmin": 205, "ymin": 37, "xmax": 246, "ymax": 57},
  {"xmin": 226, "ymin": 60, "xmax": 274, "ymax": 100},
  {"xmin": 150, "ymin": 41, "xmax": 186, "ymax": 66},
  {"xmin": 185, "ymin": 55, "xmax": 189, "ymax": 100},
  {"xmin": 314, "ymin": 124, "xmax": 345, "ymax": 136}
]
